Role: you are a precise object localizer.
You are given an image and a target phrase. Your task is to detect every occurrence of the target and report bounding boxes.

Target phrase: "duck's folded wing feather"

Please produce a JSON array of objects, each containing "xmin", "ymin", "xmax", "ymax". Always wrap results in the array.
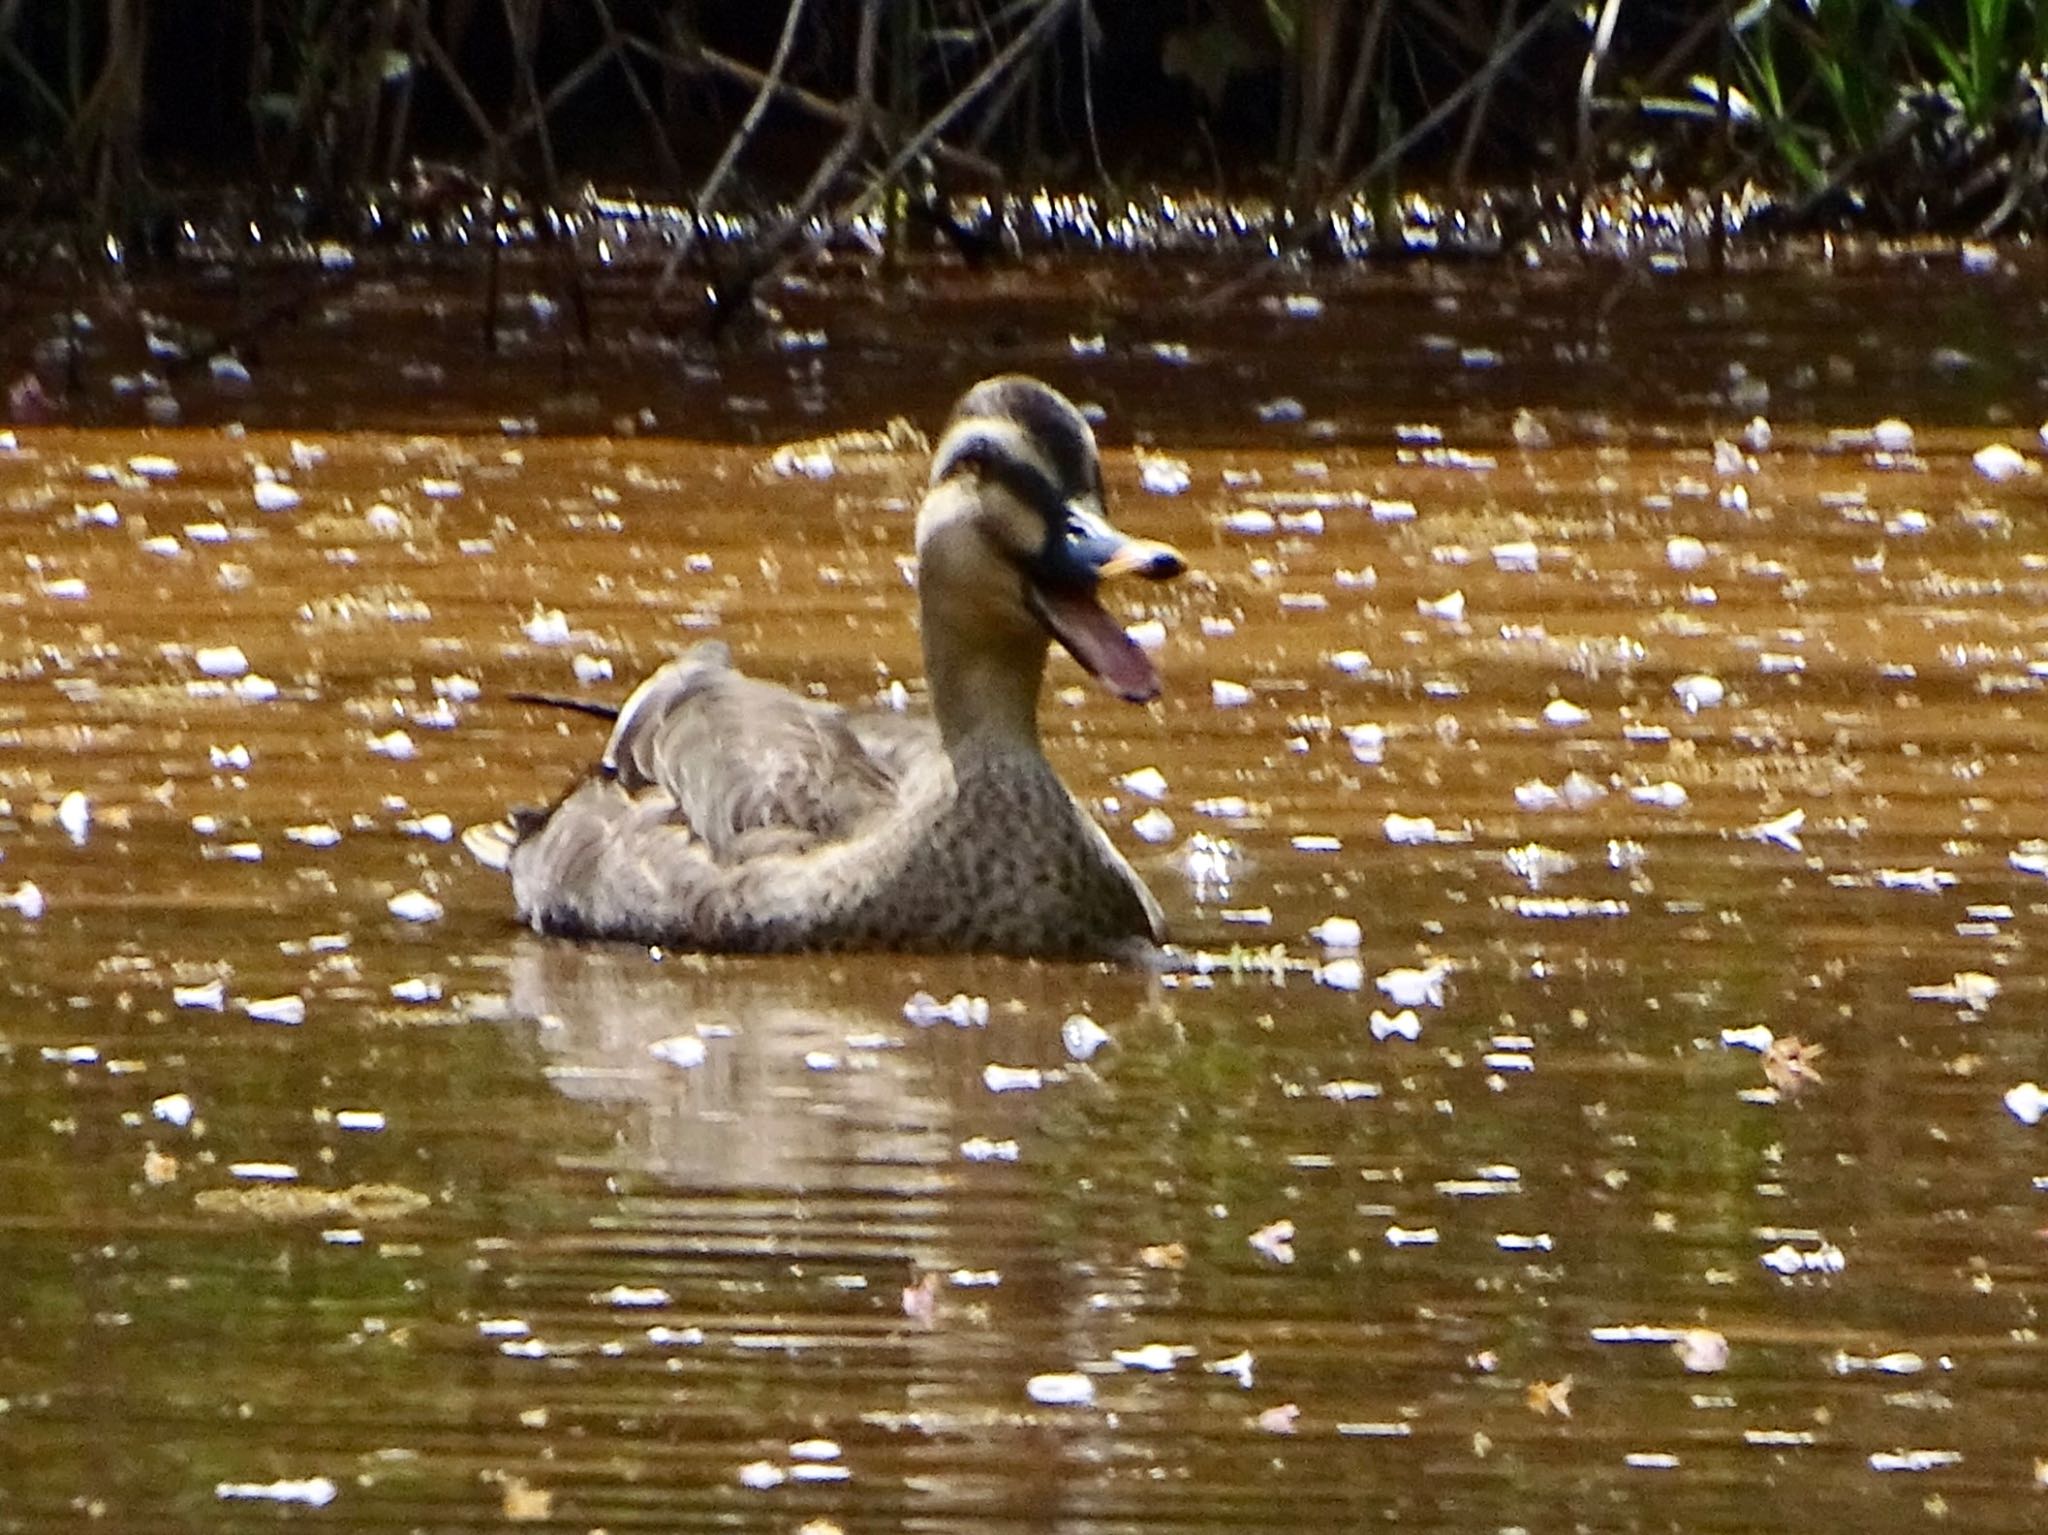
[{"xmin": 596, "ymin": 642, "xmax": 899, "ymax": 862}]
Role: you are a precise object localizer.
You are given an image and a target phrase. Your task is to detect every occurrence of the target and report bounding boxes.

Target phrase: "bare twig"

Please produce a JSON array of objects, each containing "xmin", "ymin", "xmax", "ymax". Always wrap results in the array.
[
  {"xmin": 1453, "ymin": 0, "xmax": 1522, "ymax": 186},
  {"xmin": 624, "ymin": 36, "xmax": 1001, "ymax": 180},
  {"xmin": 1333, "ymin": 0, "xmax": 1570, "ymax": 202},
  {"xmin": 1578, "ymin": 0, "xmax": 1626, "ymax": 169}
]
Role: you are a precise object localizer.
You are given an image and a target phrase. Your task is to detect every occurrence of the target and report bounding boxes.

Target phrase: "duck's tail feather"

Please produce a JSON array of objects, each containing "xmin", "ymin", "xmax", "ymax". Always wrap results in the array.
[{"xmin": 508, "ymin": 690, "xmax": 621, "ymax": 721}]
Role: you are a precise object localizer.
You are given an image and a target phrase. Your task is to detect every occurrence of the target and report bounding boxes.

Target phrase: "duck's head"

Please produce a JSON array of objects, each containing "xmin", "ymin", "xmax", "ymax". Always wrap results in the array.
[{"xmin": 915, "ymin": 375, "xmax": 1185, "ymax": 709}]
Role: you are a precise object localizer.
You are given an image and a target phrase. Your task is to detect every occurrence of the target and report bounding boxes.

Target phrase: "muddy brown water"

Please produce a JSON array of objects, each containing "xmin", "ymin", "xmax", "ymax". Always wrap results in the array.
[{"xmin": 4, "ymin": 255, "xmax": 2048, "ymax": 1531}]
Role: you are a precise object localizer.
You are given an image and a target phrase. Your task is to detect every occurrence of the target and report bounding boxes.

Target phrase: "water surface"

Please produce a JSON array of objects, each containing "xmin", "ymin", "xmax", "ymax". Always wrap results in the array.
[{"xmin": 3, "ymin": 257, "xmax": 2047, "ymax": 1532}]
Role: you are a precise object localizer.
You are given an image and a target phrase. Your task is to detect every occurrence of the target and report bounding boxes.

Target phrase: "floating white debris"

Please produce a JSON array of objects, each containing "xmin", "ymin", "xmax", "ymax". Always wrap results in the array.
[
  {"xmin": 736, "ymin": 1461, "xmax": 786, "ymax": 1490},
  {"xmin": 1383, "ymin": 812, "xmax": 1446, "ymax": 845},
  {"xmin": 420, "ymin": 477, "xmax": 462, "ymax": 499},
  {"xmin": 523, "ymin": 607, "xmax": 573, "ymax": 645},
  {"xmin": 1329, "ymin": 649, "xmax": 1372, "ymax": 676},
  {"xmin": 235, "ymin": 674, "xmax": 279, "ymax": 702},
  {"xmin": 253, "ymin": 479, "xmax": 301, "ymax": 512},
  {"xmin": 216, "ymin": 1478, "xmax": 337, "ymax": 1508},
  {"xmin": 1759, "ymin": 1239, "xmax": 1845, "ymax": 1275},
  {"xmin": 1221, "ymin": 508, "xmax": 1277, "ymax": 535},
  {"xmin": 1211, "ymin": 679, "xmax": 1252, "ymax": 708},
  {"xmin": 209, "ymin": 743, "xmax": 252, "ymax": 770},
  {"xmin": 1870, "ymin": 417, "xmax": 1914, "ymax": 452},
  {"xmin": 1061, "ymin": 1014, "xmax": 1110, "ymax": 1060},
  {"xmin": 41, "ymin": 576, "xmax": 88, "ymax": 600},
  {"xmin": 1026, "ymin": 1372, "xmax": 1095, "ymax": 1407},
  {"xmin": 650, "ymin": 1035, "xmax": 707, "ymax": 1069},
  {"xmin": 56, "ymin": 789, "xmax": 91, "ymax": 842},
  {"xmin": 1664, "ymin": 535, "xmax": 1708, "ymax": 570},
  {"xmin": 1631, "ymin": 781, "xmax": 1689, "ymax": 809},
  {"xmin": 1869, "ymin": 1449, "xmax": 1962, "ymax": 1473},
  {"xmin": 1672, "ymin": 673, "xmax": 1725, "ymax": 712},
  {"xmin": 1248, "ymin": 1218, "xmax": 1296, "ymax": 1263},
  {"xmin": 1504, "ymin": 842, "xmax": 1576, "ymax": 889},
  {"xmin": 1310, "ymin": 915, "xmax": 1362, "ymax": 950},
  {"xmin": 366, "ymin": 729, "xmax": 415, "ymax": 760},
  {"xmin": 335, "ymin": 1110, "xmax": 386, "ymax": 1132},
  {"xmin": 1292, "ymin": 834, "xmax": 1341, "ymax": 853},
  {"xmin": 1722, "ymin": 1024, "xmax": 1775, "ymax": 1052},
  {"xmin": 1113, "ymin": 1343, "xmax": 1188, "ymax": 1373},
  {"xmin": 1418, "ymin": 590, "xmax": 1466, "ymax": 622},
  {"xmin": 2005, "ymin": 1082, "xmax": 2047, "ymax": 1126},
  {"xmin": 1377, "ymin": 962, "xmax": 1450, "ymax": 1008},
  {"xmin": 174, "ymin": 980, "xmax": 227, "ymax": 1010},
  {"xmin": 1973, "ymin": 442, "xmax": 2029, "ymax": 481},
  {"xmin": 386, "ymin": 889, "xmax": 443, "ymax": 923},
  {"xmin": 1317, "ymin": 957, "xmax": 1364, "ymax": 992},
  {"xmin": 244, "ymin": 995, "xmax": 306, "ymax": 1026},
  {"xmin": 1342, "ymin": 723, "xmax": 1386, "ymax": 765},
  {"xmin": 1127, "ymin": 618, "xmax": 1167, "ymax": 651},
  {"xmin": 230, "ymin": 1162, "xmax": 299, "ymax": 1182},
  {"xmin": 195, "ymin": 644, "xmax": 249, "ymax": 678},
  {"xmin": 1674, "ymin": 1328, "xmax": 1730, "ymax": 1373},
  {"xmin": 1120, "ymin": 766, "xmax": 1169, "ymax": 800},
  {"xmin": 1748, "ymin": 807, "xmax": 1806, "ymax": 852},
  {"xmin": 390, "ymin": 976, "xmax": 441, "ymax": 1003},
  {"xmin": 1491, "ymin": 539, "xmax": 1539, "ymax": 572},
  {"xmin": 1258, "ymin": 396, "xmax": 1304, "ymax": 422},
  {"xmin": 1320, "ymin": 1079, "xmax": 1381, "ymax": 1101},
  {"xmin": 1385, "ymin": 1225, "xmax": 1439, "ymax": 1247},
  {"xmin": 983, "ymin": 1064, "xmax": 1044, "ymax": 1094},
  {"xmin": 285, "ymin": 823, "xmax": 341, "ymax": 848},
  {"xmin": 1131, "ymin": 808, "xmax": 1175, "ymax": 843},
  {"xmin": 599, "ymin": 1284, "xmax": 671, "ymax": 1308},
  {"xmin": 1139, "ymin": 456, "xmax": 1191, "ymax": 495},
  {"xmin": 903, "ymin": 991, "xmax": 989, "ymax": 1027},
  {"xmin": 571, "ymin": 653, "xmax": 612, "ymax": 684},
  {"xmin": 1542, "ymin": 698, "xmax": 1591, "ymax": 728},
  {"xmin": 1370, "ymin": 1009, "xmax": 1421, "ymax": 1042},
  {"xmin": 2009, "ymin": 844, "xmax": 2048, "ymax": 878},
  {"xmin": 153, "ymin": 1091, "xmax": 195, "ymax": 1126},
  {"xmin": 1369, "ymin": 497, "xmax": 1417, "ymax": 522},
  {"xmin": 1907, "ymin": 971, "xmax": 1998, "ymax": 1010},
  {"xmin": 398, "ymin": 813, "xmax": 453, "ymax": 842}
]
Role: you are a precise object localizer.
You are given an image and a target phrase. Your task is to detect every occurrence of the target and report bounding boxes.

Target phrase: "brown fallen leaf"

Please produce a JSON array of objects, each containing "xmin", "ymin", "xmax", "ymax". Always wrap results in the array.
[
  {"xmin": 1762, "ymin": 1036, "xmax": 1825, "ymax": 1095},
  {"xmin": 1526, "ymin": 1376, "xmax": 1573, "ymax": 1418},
  {"xmin": 1256, "ymin": 1402, "xmax": 1300, "ymax": 1434},
  {"xmin": 901, "ymin": 1271, "xmax": 938, "ymax": 1327},
  {"xmin": 501, "ymin": 1478, "xmax": 552, "ymax": 1521},
  {"xmin": 1138, "ymin": 1242, "xmax": 1187, "ymax": 1271}
]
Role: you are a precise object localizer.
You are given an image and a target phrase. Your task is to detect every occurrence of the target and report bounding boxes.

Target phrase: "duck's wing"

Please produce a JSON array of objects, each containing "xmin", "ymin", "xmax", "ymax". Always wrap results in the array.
[{"xmin": 595, "ymin": 641, "xmax": 901, "ymax": 862}]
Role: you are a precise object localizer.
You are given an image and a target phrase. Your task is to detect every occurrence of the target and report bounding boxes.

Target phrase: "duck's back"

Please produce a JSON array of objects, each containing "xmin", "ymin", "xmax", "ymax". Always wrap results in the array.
[{"xmin": 505, "ymin": 651, "xmax": 1162, "ymax": 959}]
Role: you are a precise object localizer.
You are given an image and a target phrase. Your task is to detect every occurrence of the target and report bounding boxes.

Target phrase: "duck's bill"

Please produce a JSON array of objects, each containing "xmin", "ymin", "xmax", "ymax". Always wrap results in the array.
[{"xmin": 1028, "ymin": 531, "xmax": 1185, "ymax": 704}]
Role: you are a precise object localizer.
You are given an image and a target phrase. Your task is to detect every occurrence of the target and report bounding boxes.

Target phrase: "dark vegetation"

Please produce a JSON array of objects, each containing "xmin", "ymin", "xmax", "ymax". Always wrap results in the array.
[
  {"xmin": 7, "ymin": 3, "xmax": 2047, "ymax": 246},
  {"xmin": 1, "ymin": 2, "xmax": 2044, "ymax": 421}
]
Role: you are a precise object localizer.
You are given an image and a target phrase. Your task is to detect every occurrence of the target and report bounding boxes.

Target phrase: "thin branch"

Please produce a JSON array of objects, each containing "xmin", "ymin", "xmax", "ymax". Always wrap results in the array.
[
  {"xmin": 841, "ymin": 0, "xmax": 1075, "ymax": 227},
  {"xmin": 625, "ymin": 36, "xmax": 1002, "ymax": 180},
  {"xmin": 1577, "ymin": 0, "xmax": 1626, "ymax": 170},
  {"xmin": 1332, "ymin": 0, "xmax": 1569, "ymax": 202}
]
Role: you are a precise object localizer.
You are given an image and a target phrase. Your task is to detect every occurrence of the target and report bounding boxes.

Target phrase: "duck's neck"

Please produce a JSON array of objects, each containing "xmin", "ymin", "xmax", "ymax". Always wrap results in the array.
[
  {"xmin": 922, "ymin": 614, "xmax": 1049, "ymax": 760},
  {"xmin": 925, "ymin": 630, "xmax": 1048, "ymax": 765}
]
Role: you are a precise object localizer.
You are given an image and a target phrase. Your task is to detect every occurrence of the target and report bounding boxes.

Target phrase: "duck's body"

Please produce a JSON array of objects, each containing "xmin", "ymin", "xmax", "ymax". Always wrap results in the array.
[{"xmin": 488, "ymin": 375, "xmax": 1185, "ymax": 961}]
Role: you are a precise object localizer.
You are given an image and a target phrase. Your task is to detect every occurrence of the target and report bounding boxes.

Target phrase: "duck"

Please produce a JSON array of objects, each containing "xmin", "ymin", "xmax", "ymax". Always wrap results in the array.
[{"xmin": 474, "ymin": 374, "xmax": 1187, "ymax": 960}]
